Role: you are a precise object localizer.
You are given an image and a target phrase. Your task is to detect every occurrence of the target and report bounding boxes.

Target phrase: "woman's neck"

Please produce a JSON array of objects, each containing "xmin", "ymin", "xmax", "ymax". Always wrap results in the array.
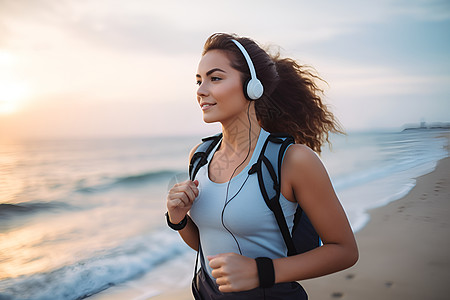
[{"xmin": 220, "ymin": 103, "xmax": 261, "ymax": 158}]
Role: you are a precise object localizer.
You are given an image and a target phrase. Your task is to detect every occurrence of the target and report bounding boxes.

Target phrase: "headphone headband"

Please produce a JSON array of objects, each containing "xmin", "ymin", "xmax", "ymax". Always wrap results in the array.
[{"xmin": 231, "ymin": 39, "xmax": 264, "ymax": 100}]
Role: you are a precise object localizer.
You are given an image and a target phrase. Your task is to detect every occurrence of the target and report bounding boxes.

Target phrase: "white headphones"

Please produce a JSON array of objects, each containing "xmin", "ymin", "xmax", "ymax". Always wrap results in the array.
[{"xmin": 231, "ymin": 39, "xmax": 264, "ymax": 100}]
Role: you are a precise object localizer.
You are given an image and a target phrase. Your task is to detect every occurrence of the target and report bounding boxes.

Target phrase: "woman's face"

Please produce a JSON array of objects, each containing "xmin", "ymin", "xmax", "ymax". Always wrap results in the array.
[{"xmin": 196, "ymin": 50, "xmax": 248, "ymax": 125}]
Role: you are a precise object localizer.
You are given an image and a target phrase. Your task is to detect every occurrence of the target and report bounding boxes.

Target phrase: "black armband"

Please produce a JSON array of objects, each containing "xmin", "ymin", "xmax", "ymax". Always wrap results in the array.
[
  {"xmin": 255, "ymin": 257, "xmax": 275, "ymax": 288},
  {"xmin": 165, "ymin": 212, "xmax": 188, "ymax": 230}
]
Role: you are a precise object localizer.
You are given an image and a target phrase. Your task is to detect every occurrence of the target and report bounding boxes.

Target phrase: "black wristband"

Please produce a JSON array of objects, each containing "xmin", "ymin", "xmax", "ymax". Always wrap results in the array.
[
  {"xmin": 255, "ymin": 257, "xmax": 275, "ymax": 288},
  {"xmin": 165, "ymin": 212, "xmax": 188, "ymax": 230}
]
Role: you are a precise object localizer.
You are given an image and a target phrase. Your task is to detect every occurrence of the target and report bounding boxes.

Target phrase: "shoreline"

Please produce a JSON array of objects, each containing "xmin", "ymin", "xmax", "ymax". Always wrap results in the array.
[{"xmin": 89, "ymin": 153, "xmax": 450, "ymax": 300}]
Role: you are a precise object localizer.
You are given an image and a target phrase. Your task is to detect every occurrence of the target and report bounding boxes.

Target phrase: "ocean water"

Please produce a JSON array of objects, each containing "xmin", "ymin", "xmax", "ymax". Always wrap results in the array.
[{"xmin": 0, "ymin": 129, "xmax": 448, "ymax": 300}]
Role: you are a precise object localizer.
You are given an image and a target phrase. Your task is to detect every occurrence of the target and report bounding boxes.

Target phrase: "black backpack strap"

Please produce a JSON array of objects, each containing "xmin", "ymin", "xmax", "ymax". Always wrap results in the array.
[
  {"xmin": 189, "ymin": 133, "xmax": 222, "ymax": 181},
  {"xmin": 292, "ymin": 205, "xmax": 320, "ymax": 254},
  {"xmin": 254, "ymin": 134, "xmax": 297, "ymax": 256}
]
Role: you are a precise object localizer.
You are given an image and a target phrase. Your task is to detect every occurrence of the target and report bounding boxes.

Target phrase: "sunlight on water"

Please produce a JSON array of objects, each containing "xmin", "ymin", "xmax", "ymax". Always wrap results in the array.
[
  {"xmin": 0, "ymin": 200, "xmax": 167, "ymax": 280},
  {"xmin": 0, "ymin": 224, "xmax": 56, "ymax": 279},
  {"xmin": 0, "ymin": 143, "xmax": 24, "ymax": 203}
]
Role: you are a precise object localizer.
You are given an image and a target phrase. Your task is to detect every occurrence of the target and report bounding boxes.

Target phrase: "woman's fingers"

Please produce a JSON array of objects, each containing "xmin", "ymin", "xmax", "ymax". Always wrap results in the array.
[
  {"xmin": 172, "ymin": 181, "xmax": 198, "ymax": 198},
  {"xmin": 167, "ymin": 193, "xmax": 189, "ymax": 210},
  {"xmin": 207, "ymin": 253, "xmax": 259, "ymax": 292},
  {"xmin": 166, "ymin": 180, "xmax": 199, "ymax": 222},
  {"xmin": 169, "ymin": 181, "xmax": 197, "ymax": 201}
]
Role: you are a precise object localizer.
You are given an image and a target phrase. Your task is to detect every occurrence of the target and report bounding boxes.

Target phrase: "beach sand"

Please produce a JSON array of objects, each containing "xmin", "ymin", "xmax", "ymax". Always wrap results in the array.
[
  {"xmin": 301, "ymin": 156, "xmax": 450, "ymax": 300},
  {"xmin": 90, "ymin": 145, "xmax": 450, "ymax": 300}
]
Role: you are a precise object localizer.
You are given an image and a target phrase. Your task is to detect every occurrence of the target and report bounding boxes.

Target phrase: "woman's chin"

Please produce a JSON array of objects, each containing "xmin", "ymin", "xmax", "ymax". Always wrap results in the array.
[{"xmin": 202, "ymin": 115, "xmax": 219, "ymax": 124}]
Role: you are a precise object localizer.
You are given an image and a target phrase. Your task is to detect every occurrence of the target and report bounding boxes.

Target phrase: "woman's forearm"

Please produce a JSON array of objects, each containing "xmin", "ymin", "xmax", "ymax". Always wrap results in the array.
[
  {"xmin": 273, "ymin": 242, "xmax": 358, "ymax": 283},
  {"xmin": 177, "ymin": 216, "xmax": 200, "ymax": 251}
]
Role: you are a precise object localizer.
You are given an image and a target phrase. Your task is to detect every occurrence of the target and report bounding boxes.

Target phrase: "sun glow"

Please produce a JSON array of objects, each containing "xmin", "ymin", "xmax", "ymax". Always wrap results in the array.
[
  {"xmin": 0, "ymin": 81, "xmax": 30, "ymax": 115},
  {"xmin": 0, "ymin": 51, "xmax": 30, "ymax": 115}
]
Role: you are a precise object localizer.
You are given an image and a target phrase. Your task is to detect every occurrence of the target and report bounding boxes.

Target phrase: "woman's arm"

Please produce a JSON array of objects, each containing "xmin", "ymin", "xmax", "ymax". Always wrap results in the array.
[
  {"xmin": 208, "ymin": 144, "xmax": 358, "ymax": 293},
  {"xmin": 273, "ymin": 144, "xmax": 359, "ymax": 283},
  {"xmin": 170, "ymin": 210, "xmax": 200, "ymax": 251},
  {"xmin": 166, "ymin": 145, "xmax": 201, "ymax": 251}
]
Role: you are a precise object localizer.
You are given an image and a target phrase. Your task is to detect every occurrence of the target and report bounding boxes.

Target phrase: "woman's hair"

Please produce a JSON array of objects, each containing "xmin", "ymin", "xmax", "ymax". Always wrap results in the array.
[{"xmin": 202, "ymin": 33, "xmax": 343, "ymax": 153}]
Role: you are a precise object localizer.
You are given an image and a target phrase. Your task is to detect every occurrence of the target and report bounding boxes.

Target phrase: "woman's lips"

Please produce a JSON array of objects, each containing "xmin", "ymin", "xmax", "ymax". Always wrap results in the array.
[{"xmin": 201, "ymin": 103, "xmax": 216, "ymax": 111}]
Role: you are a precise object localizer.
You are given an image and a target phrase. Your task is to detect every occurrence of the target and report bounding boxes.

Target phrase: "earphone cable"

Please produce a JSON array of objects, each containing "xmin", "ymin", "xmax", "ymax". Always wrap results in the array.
[{"xmin": 221, "ymin": 102, "xmax": 253, "ymax": 255}]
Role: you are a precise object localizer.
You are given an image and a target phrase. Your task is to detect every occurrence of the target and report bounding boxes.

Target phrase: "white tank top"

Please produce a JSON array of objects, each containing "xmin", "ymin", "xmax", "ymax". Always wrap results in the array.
[{"xmin": 189, "ymin": 128, "xmax": 298, "ymax": 277}]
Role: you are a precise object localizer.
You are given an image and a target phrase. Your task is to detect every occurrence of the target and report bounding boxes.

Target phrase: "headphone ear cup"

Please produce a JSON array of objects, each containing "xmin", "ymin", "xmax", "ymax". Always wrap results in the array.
[
  {"xmin": 245, "ymin": 78, "xmax": 264, "ymax": 100},
  {"xmin": 243, "ymin": 78, "xmax": 251, "ymax": 100}
]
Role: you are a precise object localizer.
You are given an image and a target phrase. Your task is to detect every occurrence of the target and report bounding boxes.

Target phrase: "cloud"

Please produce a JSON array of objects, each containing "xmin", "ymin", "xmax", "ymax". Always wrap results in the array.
[
  {"xmin": 2, "ymin": 0, "xmax": 448, "ymax": 56},
  {"xmin": 0, "ymin": 0, "xmax": 204, "ymax": 55},
  {"xmin": 322, "ymin": 63, "xmax": 450, "ymax": 96},
  {"xmin": 64, "ymin": 11, "xmax": 204, "ymax": 55},
  {"xmin": 391, "ymin": 0, "xmax": 450, "ymax": 21}
]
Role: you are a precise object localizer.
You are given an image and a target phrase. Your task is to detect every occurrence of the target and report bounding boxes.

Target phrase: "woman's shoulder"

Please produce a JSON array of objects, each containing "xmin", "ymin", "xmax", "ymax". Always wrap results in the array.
[
  {"xmin": 188, "ymin": 143, "xmax": 201, "ymax": 161},
  {"xmin": 284, "ymin": 143, "xmax": 318, "ymax": 163},
  {"xmin": 283, "ymin": 143, "xmax": 326, "ymax": 177}
]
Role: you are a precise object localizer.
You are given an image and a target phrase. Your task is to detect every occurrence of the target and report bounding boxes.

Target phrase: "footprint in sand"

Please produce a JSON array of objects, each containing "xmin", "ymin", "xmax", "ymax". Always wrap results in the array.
[
  {"xmin": 331, "ymin": 292, "xmax": 344, "ymax": 298},
  {"xmin": 345, "ymin": 274, "xmax": 355, "ymax": 280},
  {"xmin": 434, "ymin": 181, "xmax": 444, "ymax": 193},
  {"xmin": 329, "ymin": 274, "xmax": 354, "ymax": 298}
]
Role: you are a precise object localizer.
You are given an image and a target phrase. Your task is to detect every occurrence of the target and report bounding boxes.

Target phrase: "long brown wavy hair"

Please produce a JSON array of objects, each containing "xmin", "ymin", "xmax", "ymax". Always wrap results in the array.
[{"xmin": 202, "ymin": 33, "xmax": 343, "ymax": 153}]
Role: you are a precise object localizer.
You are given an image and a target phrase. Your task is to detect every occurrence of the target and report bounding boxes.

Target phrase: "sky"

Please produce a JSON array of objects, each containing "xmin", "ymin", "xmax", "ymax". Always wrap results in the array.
[{"xmin": 0, "ymin": 0, "xmax": 449, "ymax": 139}]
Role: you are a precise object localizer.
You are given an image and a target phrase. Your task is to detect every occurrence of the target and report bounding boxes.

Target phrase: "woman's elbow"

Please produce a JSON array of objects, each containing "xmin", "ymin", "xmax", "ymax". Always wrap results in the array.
[{"xmin": 346, "ymin": 241, "xmax": 359, "ymax": 268}]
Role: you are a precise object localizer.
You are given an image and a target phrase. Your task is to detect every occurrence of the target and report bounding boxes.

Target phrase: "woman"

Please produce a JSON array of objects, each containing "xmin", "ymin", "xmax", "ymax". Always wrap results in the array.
[{"xmin": 166, "ymin": 33, "xmax": 358, "ymax": 299}]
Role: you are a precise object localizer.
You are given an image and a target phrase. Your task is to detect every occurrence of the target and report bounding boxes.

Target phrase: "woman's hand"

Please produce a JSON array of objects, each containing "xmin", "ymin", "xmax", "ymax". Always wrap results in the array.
[
  {"xmin": 166, "ymin": 179, "xmax": 199, "ymax": 224},
  {"xmin": 208, "ymin": 253, "xmax": 259, "ymax": 292}
]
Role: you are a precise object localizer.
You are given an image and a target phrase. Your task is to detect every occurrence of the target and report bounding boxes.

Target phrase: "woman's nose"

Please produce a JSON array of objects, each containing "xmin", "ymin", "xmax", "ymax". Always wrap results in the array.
[{"xmin": 196, "ymin": 82, "xmax": 209, "ymax": 97}]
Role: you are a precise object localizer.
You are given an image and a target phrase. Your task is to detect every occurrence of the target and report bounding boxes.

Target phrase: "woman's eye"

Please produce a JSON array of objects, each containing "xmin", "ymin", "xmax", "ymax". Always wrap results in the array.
[
  {"xmin": 196, "ymin": 80, "xmax": 202, "ymax": 86},
  {"xmin": 211, "ymin": 77, "xmax": 222, "ymax": 82}
]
